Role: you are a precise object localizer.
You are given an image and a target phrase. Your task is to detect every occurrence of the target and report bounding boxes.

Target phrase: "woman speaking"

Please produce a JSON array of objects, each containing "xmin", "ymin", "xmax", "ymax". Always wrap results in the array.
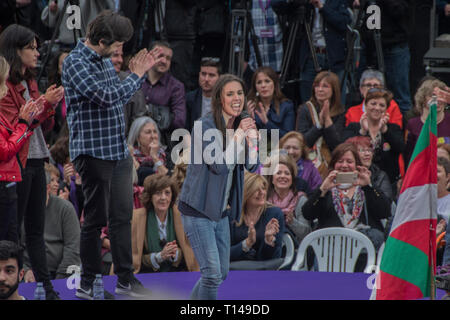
[{"xmin": 178, "ymin": 74, "xmax": 259, "ymax": 300}]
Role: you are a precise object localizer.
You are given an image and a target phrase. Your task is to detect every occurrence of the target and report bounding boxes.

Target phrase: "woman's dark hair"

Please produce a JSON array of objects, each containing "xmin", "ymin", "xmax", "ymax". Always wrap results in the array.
[
  {"xmin": 247, "ymin": 66, "xmax": 287, "ymax": 115},
  {"xmin": 86, "ymin": 10, "xmax": 133, "ymax": 46},
  {"xmin": 211, "ymin": 73, "xmax": 247, "ymax": 144},
  {"xmin": 328, "ymin": 143, "xmax": 362, "ymax": 171},
  {"xmin": 47, "ymin": 50, "xmax": 70, "ymax": 86},
  {"xmin": 0, "ymin": 24, "xmax": 38, "ymax": 85},
  {"xmin": 140, "ymin": 174, "xmax": 179, "ymax": 211}
]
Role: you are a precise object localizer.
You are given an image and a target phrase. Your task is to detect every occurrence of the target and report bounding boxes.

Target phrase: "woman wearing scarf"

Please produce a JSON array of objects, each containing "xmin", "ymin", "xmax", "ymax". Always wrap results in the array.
[
  {"xmin": 302, "ymin": 143, "xmax": 391, "ymax": 251},
  {"xmin": 264, "ymin": 153, "xmax": 311, "ymax": 246}
]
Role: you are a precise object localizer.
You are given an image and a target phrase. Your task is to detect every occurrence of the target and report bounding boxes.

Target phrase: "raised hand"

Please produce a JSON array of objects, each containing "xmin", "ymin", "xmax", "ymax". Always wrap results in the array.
[
  {"xmin": 254, "ymin": 102, "xmax": 268, "ymax": 124},
  {"xmin": 356, "ymin": 165, "xmax": 371, "ymax": 187},
  {"xmin": 18, "ymin": 97, "xmax": 44, "ymax": 124},
  {"xmin": 246, "ymin": 222, "xmax": 256, "ymax": 248},
  {"xmin": 379, "ymin": 112, "xmax": 389, "ymax": 133},
  {"xmin": 247, "ymin": 100, "xmax": 256, "ymax": 119},
  {"xmin": 360, "ymin": 112, "xmax": 369, "ymax": 134},
  {"xmin": 264, "ymin": 218, "xmax": 280, "ymax": 247},
  {"xmin": 320, "ymin": 170, "xmax": 338, "ymax": 195},
  {"xmin": 58, "ymin": 186, "xmax": 70, "ymax": 200},
  {"xmin": 45, "ymin": 84, "xmax": 64, "ymax": 105}
]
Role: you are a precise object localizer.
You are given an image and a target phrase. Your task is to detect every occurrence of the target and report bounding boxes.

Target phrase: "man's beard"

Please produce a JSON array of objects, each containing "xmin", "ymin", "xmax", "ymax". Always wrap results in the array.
[{"xmin": 0, "ymin": 278, "xmax": 19, "ymax": 300}]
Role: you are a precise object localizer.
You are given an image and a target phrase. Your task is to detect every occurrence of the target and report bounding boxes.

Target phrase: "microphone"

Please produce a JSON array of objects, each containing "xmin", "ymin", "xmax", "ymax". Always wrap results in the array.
[{"xmin": 240, "ymin": 110, "xmax": 258, "ymax": 149}]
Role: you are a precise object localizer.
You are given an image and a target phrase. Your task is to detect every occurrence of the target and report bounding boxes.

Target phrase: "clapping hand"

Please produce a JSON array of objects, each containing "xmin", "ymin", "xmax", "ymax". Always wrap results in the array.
[
  {"xmin": 360, "ymin": 112, "xmax": 369, "ymax": 134},
  {"xmin": 129, "ymin": 47, "xmax": 163, "ymax": 78},
  {"xmin": 254, "ymin": 102, "xmax": 268, "ymax": 124},
  {"xmin": 264, "ymin": 218, "xmax": 280, "ymax": 247},
  {"xmin": 379, "ymin": 112, "xmax": 389, "ymax": 133},
  {"xmin": 247, "ymin": 100, "xmax": 256, "ymax": 119},
  {"xmin": 246, "ymin": 222, "xmax": 256, "ymax": 249},
  {"xmin": 45, "ymin": 84, "xmax": 64, "ymax": 105},
  {"xmin": 18, "ymin": 96, "xmax": 45, "ymax": 124}
]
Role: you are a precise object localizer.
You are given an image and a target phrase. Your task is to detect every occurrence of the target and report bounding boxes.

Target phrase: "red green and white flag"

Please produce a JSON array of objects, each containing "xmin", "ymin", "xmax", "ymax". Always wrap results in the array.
[{"xmin": 373, "ymin": 101, "xmax": 437, "ymax": 300}]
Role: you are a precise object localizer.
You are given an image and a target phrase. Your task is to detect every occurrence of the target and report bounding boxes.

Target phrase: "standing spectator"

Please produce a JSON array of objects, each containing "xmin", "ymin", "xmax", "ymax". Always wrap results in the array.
[
  {"xmin": 358, "ymin": 0, "xmax": 412, "ymax": 114},
  {"xmin": 0, "ymin": 240, "xmax": 26, "ymax": 300},
  {"xmin": 165, "ymin": 0, "xmax": 197, "ymax": 92},
  {"xmin": 142, "ymin": 41, "xmax": 186, "ymax": 148},
  {"xmin": 0, "ymin": 24, "xmax": 64, "ymax": 300},
  {"xmin": 110, "ymin": 45, "xmax": 147, "ymax": 137},
  {"xmin": 243, "ymin": 0, "xmax": 284, "ymax": 86},
  {"xmin": 185, "ymin": 57, "xmax": 221, "ymax": 133},
  {"xmin": 437, "ymin": 0, "xmax": 450, "ymax": 35},
  {"xmin": 246, "ymin": 66, "xmax": 295, "ymax": 140},
  {"xmin": 0, "ymin": 56, "xmax": 42, "ymax": 242},
  {"xmin": 296, "ymin": 71, "xmax": 345, "ymax": 179},
  {"xmin": 61, "ymin": 10, "xmax": 160, "ymax": 300}
]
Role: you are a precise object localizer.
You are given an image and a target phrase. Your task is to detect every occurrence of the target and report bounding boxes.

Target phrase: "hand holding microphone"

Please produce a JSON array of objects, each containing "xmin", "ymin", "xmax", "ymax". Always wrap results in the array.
[{"xmin": 239, "ymin": 110, "xmax": 258, "ymax": 149}]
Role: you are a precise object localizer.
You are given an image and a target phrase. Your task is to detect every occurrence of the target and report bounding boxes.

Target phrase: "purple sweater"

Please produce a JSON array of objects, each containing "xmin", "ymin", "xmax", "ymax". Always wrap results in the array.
[{"xmin": 296, "ymin": 158, "xmax": 322, "ymax": 190}]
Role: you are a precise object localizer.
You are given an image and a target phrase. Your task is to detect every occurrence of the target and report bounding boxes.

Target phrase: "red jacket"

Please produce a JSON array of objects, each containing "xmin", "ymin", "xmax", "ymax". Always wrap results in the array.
[
  {"xmin": 0, "ymin": 79, "xmax": 55, "ymax": 168},
  {"xmin": 344, "ymin": 99, "xmax": 406, "ymax": 178},
  {"xmin": 0, "ymin": 113, "xmax": 33, "ymax": 182},
  {"xmin": 345, "ymin": 99, "xmax": 403, "ymax": 129}
]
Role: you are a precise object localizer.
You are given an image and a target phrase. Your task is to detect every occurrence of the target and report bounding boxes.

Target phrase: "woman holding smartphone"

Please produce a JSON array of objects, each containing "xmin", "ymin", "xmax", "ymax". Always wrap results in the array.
[{"xmin": 302, "ymin": 143, "xmax": 391, "ymax": 251}]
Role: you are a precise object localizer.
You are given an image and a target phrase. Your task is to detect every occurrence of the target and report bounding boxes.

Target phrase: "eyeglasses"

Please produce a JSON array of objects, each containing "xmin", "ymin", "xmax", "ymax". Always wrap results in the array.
[
  {"xmin": 362, "ymin": 83, "xmax": 383, "ymax": 89},
  {"xmin": 367, "ymin": 87, "xmax": 387, "ymax": 94},
  {"xmin": 201, "ymin": 57, "xmax": 220, "ymax": 63},
  {"xmin": 358, "ymin": 148, "xmax": 373, "ymax": 154}
]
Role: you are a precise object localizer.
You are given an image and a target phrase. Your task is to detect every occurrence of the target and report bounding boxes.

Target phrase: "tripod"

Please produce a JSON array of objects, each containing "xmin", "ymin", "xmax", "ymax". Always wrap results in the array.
[
  {"xmin": 37, "ymin": 0, "xmax": 82, "ymax": 86},
  {"xmin": 227, "ymin": 0, "xmax": 262, "ymax": 78},
  {"xmin": 279, "ymin": 4, "xmax": 320, "ymax": 89}
]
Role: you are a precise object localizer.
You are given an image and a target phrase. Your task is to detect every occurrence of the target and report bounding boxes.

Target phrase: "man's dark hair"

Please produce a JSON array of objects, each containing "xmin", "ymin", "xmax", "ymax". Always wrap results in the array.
[
  {"xmin": 149, "ymin": 40, "xmax": 172, "ymax": 51},
  {"xmin": 86, "ymin": 10, "xmax": 134, "ymax": 46},
  {"xmin": 200, "ymin": 57, "xmax": 222, "ymax": 74},
  {"xmin": 0, "ymin": 241, "xmax": 23, "ymax": 270},
  {"xmin": 0, "ymin": 24, "xmax": 38, "ymax": 85}
]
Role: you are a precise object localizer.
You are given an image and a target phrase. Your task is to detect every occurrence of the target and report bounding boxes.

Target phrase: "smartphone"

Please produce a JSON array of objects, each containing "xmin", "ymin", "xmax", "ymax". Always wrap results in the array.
[{"xmin": 336, "ymin": 172, "xmax": 357, "ymax": 185}]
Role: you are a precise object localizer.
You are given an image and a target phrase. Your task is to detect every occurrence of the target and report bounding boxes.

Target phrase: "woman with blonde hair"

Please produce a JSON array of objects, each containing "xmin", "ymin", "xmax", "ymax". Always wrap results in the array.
[
  {"xmin": 406, "ymin": 78, "xmax": 449, "ymax": 165},
  {"xmin": 229, "ymin": 172, "xmax": 284, "ymax": 264}
]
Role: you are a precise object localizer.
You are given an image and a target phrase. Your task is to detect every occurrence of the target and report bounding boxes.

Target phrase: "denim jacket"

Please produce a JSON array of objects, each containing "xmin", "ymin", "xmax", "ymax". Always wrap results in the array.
[{"xmin": 179, "ymin": 113, "xmax": 259, "ymax": 222}]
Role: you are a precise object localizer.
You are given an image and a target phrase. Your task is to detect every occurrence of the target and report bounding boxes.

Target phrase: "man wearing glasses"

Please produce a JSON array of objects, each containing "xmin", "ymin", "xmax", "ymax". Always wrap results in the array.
[
  {"xmin": 345, "ymin": 69, "xmax": 403, "ymax": 130},
  {"xmin": 185, "ymin": 57, "xmax": 221, "ymax": 132}
]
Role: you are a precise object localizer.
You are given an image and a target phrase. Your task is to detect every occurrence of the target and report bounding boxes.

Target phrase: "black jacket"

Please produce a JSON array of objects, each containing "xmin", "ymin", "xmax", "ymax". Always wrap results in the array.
[
  {"xmin": 303, "ymin": 185, "xmax": 391, "ymax": 232},
  {"xmin": 165, "ymin": 0, "xmax": 197, "ymax": 40},
  {"xmin": 185, "ymin": 88, "xmax": 203, "ymax": 132}
]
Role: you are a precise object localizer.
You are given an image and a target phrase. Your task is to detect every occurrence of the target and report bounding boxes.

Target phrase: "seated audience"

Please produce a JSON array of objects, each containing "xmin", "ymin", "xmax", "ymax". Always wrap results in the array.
[
  {"xmin": 246, "ymin": 66, "xmax": 295, "ymax": 140},
  {"xmin": 137, "ymin": 174, "xmax": 187, "ymax": 272},
  {"xmin": 0, "ymin": 240, "xmax": 25, "ymax": 300},
  {"xmin": 264, "ymin": 153, "xmax": 311, "ymax": 245},
  {"xmin": 127, "ymin": 116, "xmax": 169, "ymax": 185},
  {"xmin": 278, "ymin": 131, "xmax": 322, "ymax": 191},
  {"xmin": 296, "ymin": 71, "xmax": 346, "ymax": 179},
  {"xmin": 343, "ymin": 89, "xmax": 405, "ymax": 194},
  {"xmin": 406, "ymin": 78, "xmax": 450, "ymax": 165},
  {"xmin": 230, "ymin": 173, "xmax": 285, "ymax": 264},
  {"xmin": 302, "ymin": 143, "xmax": 392, "ymax": 251}
]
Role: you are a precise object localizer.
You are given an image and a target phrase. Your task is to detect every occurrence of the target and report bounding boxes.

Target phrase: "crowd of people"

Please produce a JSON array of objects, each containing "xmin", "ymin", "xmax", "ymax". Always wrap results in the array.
[{"xmin": 0, "ymin": 1, "xmax": 449, "ymax": 301}]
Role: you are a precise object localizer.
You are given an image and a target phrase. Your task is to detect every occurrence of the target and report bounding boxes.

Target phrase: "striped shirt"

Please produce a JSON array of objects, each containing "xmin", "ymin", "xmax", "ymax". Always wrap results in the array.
[{"xmin": 62, "ymin": 40, "xmax": 145, "ymax": 161}]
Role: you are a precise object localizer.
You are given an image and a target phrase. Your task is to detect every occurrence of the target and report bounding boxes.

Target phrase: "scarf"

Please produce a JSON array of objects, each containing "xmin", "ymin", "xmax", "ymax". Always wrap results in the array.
[
  {"xmin": 268, "ymin": 190, "xmax": 304, "ymax": 215},
  {"xmin": 331, "ymin": 186, "xmax": 365, "ymax": 229},
  {"xmin": 146, "ymin": 207, "xmax": 176, "ymax": 254}
]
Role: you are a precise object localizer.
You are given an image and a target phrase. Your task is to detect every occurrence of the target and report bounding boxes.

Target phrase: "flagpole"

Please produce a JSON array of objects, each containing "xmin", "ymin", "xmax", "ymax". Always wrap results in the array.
[{"xmin": 429, "ymin": 96, "xmax": 437, "ymax": 300}]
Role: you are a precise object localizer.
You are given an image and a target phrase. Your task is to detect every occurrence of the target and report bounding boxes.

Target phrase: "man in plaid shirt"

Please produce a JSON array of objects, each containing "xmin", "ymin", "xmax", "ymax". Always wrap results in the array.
[{"xmin": 62, "ymin": 10, "xmax": 162, "ymax": 300}]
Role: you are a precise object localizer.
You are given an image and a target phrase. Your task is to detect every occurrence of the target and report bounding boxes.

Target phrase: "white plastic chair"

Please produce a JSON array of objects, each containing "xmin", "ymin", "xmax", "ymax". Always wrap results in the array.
[
  {"xmin": 278, "ymin": 233, "xmax": 295, "ymax": 270},
  {"xmin": 376, "ymin": 242, "xmax": 385, "ymax": 269},
  {"xmin": 291, "ymin": 227, "xmax": 376, "ymax": 273}
]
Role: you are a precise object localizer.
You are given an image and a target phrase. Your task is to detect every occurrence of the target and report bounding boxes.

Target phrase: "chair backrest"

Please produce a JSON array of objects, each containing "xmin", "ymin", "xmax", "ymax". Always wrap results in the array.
[
  {"xmin": 291, "ymin": 227, "xmax": 376, "ymax": 273},
  {"xmin": 376, "ymin": 242, "xmax": 385, "ymax": 271},
  {"xmin": 278, "ymin": 233, "xmax": 295, "ymax": 270}
]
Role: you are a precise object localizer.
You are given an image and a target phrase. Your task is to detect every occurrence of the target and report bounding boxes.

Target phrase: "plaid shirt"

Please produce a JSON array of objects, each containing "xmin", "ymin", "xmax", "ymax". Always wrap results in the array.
[
  {"xmin": 62, "ymin": 40, "xmax": 145, "ymax": 161},
  {"xmin": 248, "ymin": 0, "xmax": 283, "ymax": 72}
]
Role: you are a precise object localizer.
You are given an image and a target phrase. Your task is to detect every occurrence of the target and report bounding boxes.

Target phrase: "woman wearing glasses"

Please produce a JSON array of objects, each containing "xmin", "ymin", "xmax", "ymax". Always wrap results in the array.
[
  {"xmin": 345, "ymin": 69, "xmax": 403, "ymax": 129},
  {"xmin": 343, "ymin": 88, "xmax": 405, "ymax": 195}
]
